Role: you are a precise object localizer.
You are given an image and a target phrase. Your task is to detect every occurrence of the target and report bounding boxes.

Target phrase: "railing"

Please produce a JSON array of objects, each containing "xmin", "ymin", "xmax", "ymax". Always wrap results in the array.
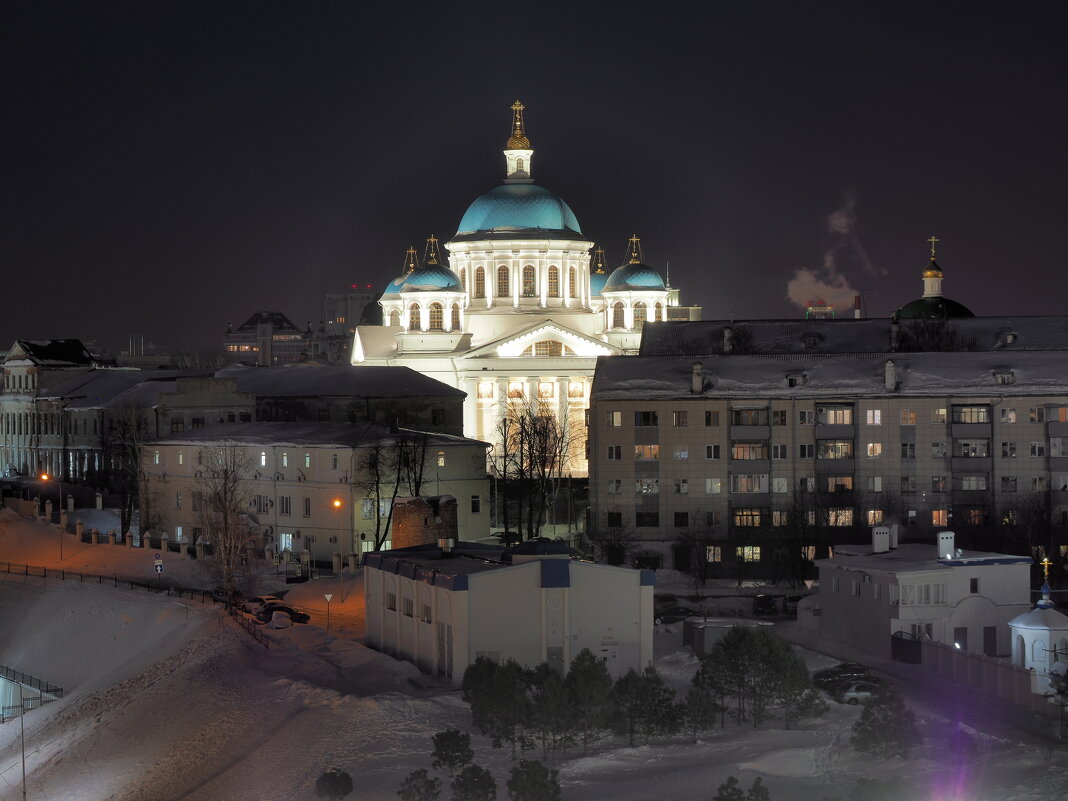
[
  {"xmin": 0, "ymin": 664, "xmax": 64, "ymax": 699},
  {"xmin": 0, "ymin": 561, "xmax": 267, "ymax": 648}
]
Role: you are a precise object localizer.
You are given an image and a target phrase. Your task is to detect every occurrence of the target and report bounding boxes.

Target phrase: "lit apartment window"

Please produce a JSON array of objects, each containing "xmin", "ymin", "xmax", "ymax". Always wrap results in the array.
[
  {"xmin": 900, "ymin": 409, "xmax": 916, "ymax": 425},
  {"xmin": 1030, "ymin": 407, "xmax": 1046, "ymax": 423},
  {"xmin": 932, "ymin": 408, "xmax": 947, "ymax": 424},
  {"xmin": 1001, "ymin": 408, "xmax": 1016, "ymax": 423},
  {"xmin": 635, "ymin": 478, "xmax": 659, "ymax": 494},
  {"xmin": 634, "ymin": 445, "xmax": 659, "ymax": 461},
  {"xmin": 866, "ymin": 409, "xmax": 882, "ymax": 425},
  {"xmin": 705, "ymin": 478, "xmax": 722, "ymax": 494},
  {"xmin": 607, "ymin": 411, "xmax": 622, "ymax": 427},
  {"xmin": 672, "ymin": 445, "xmax": 689, "ymax": 460},
  {"xmin": 932, "ymin": 509, "xmax": 948, "ymax": 526},
  {"xmin": 736, "ymin": 545, "xmax": 761, "ymax": 562},
  {"xmin": 866, "ymin": 442, "xmax": 883, "ymax": 458}
]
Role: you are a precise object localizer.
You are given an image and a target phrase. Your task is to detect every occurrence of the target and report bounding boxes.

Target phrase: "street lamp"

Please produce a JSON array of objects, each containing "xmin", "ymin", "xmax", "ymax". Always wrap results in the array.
[
  {"xmin": 40, "ymin": 473, "xmax": 63, "ymax": 562},
  {"xmin": 333, "ymin": 498, "xmax": 344, "ymax": 601},
  {"xmin": 324, "ymin": 593, "xmax": 333, "ymax": 635}
]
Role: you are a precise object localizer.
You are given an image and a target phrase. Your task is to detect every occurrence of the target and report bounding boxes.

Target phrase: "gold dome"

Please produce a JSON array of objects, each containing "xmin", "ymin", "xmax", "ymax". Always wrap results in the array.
[{"xmin": 506, "ymin": 100, "xmax": 531, "ymax": 150}]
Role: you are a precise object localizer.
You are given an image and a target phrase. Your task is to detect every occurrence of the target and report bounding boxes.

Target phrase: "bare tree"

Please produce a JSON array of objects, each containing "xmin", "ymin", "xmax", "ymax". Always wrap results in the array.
[
  {"xmin": 102, "ymin": 403, "xmax": 154, "ymax": 537},
  {"xmin": 491, "ymin": 397, "xmax": 578, "ymax": 542},
  {"xmin": 355, "ymin": 439, "xmax": 403, "ymax": 552},
  {"xmin": 195, "ymin": 441, "xmax": 253, "ymax": 599},
  {"xmin": 586, "ymin": 510, "xmax": 635, "ymax": 565},
  {"xmin": 675, "ymin": 511, "xmax": 722, "ymax": 586}
]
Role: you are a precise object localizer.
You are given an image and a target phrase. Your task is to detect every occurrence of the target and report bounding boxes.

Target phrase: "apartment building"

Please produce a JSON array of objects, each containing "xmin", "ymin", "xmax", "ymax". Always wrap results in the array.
[{"xmin": 588, "ymin": 350, "xmax": 1068, "ymax": 573}]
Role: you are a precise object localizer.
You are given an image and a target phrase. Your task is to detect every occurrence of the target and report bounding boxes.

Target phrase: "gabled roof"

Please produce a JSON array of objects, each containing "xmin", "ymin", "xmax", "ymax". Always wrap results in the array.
[
  {"xmin": 460, "ymin": 319, "xmax": 619, "ymax": 360},
  {"xmin": 39, "ymin": 369, "xmax": 194, "ymax": 409},
  {"xmin": 216, "ymin": 364, "xmax": 465, "ymax": 398},
  {"xmin": 5, "ymin": 339, "xmax": 96, "ymax": 367},
  {"xmin": 231, "ymin": 311, "xmax": 303, "ymax": 333}
]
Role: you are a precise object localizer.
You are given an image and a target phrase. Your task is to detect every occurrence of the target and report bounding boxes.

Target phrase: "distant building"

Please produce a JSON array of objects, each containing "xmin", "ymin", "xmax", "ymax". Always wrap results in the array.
[
  {"xmin": 364, "ymin": 538, "xmax": 654, "ymax": 684},
  {"xmin": 590, "ymin": 278, "xmax": 1068, "ymax": 571},
  {"xmin": 809, "ymin": 529, "xmax": 1031, "ymax": 660},
  {"xmin": 143, "ymin": 422, "xmax": 490, "ymax": 559},
  {"xmin": 224, "ymin": 311, "xmax": 311, "ymax": 366}
]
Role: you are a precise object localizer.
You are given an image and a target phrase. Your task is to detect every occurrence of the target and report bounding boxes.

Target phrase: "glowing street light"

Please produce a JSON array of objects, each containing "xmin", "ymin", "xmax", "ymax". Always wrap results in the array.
[{"xmin": 40, "ymin": 473, "xmax": 64, "ymax": 562}]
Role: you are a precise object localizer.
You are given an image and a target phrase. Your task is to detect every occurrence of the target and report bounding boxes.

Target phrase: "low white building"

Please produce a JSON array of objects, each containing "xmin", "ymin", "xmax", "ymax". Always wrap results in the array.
[
  {"xmin": 1008, "ymin": 582, "xmax": 1068, "ymax": 693},
  {"xmin": 811, "ymin": 529, "xmax": 1032, "ymax": 661},
  {"xmin": 363, "ymin": 539, "xmax": 654, "ymax": 684}
]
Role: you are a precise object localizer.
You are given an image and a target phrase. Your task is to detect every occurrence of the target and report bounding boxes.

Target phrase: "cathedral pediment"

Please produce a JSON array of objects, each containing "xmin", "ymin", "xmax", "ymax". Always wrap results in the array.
[{"xmin": 460, "ymin": 319, "xmax": 619, "ymax": 360}]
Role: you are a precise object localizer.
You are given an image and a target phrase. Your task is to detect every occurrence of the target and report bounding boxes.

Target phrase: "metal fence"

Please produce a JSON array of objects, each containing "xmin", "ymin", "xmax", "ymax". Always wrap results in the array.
[{"xmin": 0, "ymin": 664, "xmax": 64, "ymax": 699}]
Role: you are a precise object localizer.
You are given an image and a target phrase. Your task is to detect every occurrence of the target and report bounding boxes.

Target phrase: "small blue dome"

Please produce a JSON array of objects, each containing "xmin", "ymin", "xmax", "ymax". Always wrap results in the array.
[
  {"xmin": 381, "ymin": 275, "xmax": 408, "ymax": 297},
  {"xmin": 589, "ymin": 271, "xmax": 608, "ymax": 297},
  {"xmin": 604, "ymin": 262, "xmax": 665, "ymax": 291},
  {"xmin": 400, "ymin": 264, "xmax": 463, "ymax": 292},
  {"xmin": 457, "ymin": 184, "xmax": 581, "ymax": 236}
]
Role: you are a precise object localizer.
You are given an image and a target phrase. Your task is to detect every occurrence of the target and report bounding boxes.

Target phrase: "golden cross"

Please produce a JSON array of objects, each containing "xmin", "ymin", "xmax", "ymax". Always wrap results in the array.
[
  {"xmin": 1041, "ymin": 556, "xmax": 1052, "ymax": 579},
  {"xmin": 927, "ymin": 235, "xmax": 940, "ymax": 259},
  {"xmin": 628, "ymin": 234, "xmax": 641, "ymax": 263}
]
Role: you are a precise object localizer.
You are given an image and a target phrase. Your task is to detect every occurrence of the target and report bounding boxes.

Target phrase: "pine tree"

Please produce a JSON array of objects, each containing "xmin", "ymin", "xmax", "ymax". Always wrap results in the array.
[
  {"xmin": 462, "ymin": 657, "xmax": 531, "ymax": 758},
  {"xmin": 527, "ymin": 664, "xmax": 577, "ymax": 761},
  {"xmin": 315, "ymin": 768, "xmax": 354, "ymax": 800},
  {"xmin": 608, "ymin": 666, "xmax": 680, "ymax": 746},
  {"xmin": 432, "ymin": 729, "xmax": 474, "ymax": 777},
  {"xmin": 849, "ymin": 685, "xmax": 919, "ymax": 758},
  {"xmin": 746, "ymin": 776, "xmax": 771, "ymax": 801},
  {"xmin": 713, "ymin": 776, "xmax": 745, "ymax": 801},
  {"xmin": 397, "ymin": 768, "xmax": 441, "ymax": 801},
  {"xmin": 451, "ymin": 764, "xmax": 497, "ymax": 801},
  {"xmin": 564, "ymin": 649, "xmax": 613, "ymax": 754},
  {"xmin": 506, "ymin": 759, "xmax": 562, "ymax": 801},
  {"xmin": 683, "ymin": 683, "xmax": 719, "ymax": 742}
]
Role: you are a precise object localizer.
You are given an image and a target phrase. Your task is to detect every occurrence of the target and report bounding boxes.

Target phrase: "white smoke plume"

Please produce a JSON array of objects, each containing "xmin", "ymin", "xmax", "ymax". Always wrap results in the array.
[{"xmin": 786, "ymin": 192, "xmax": 885, "ymax": 314}]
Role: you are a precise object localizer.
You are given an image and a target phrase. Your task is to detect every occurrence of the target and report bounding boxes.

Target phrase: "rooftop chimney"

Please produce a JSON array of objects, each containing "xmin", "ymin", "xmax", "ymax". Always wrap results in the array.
[
  {"xmin": 854, "ymin": 294, "xmax": 862, "ymax": 319},
  {"xmin": 691, "ymin": 362, "xmax": 703, "ymax": 394},
  {"xmin": 723, "ymin": 324, "xmax": 733, "ymax": 354},
  {"xmin": 884, "ymin": 359, "xmax": 896, "ymax": 392}
]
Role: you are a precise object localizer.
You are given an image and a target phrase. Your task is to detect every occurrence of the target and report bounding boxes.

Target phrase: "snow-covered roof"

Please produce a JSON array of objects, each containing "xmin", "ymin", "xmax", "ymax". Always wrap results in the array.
[
  {"xmin": 816, "ymin": 542, "xmax": 1031, "ymax": 576},
  {"xmin": 216, "ymin": 364, "xmax": 463, "ymax": 398},
  {"xmin": 151, "ymin": 421, "xmax": 487, "ymax": 449},
  {"xmin": 592, "ymin": 351, "xmax": 1068, "ymax": 400},
  {"xmin": 4, "ymin": 339, "xmax": 96, "ymax": 367},
  {"xmin": 639, "ymin": 316, "xmax": 1068, "ymax": 357},
  {"xmin": 38, "ymin": 369, "xmax": 194, "ymax": 408},
  {"xmin": 1008, "ymin": 606, "xmax": 1068, "ymax": 632}
]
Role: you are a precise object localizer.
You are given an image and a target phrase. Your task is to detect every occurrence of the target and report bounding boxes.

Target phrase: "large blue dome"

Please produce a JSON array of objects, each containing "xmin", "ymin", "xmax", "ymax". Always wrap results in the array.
[
  {"xmin": 456, "ymin": 184, "xmax": 582, "ymax": 236},
  {"xmin": 604, "ymin": 262, "xmax": 665, "ymax": 291}
]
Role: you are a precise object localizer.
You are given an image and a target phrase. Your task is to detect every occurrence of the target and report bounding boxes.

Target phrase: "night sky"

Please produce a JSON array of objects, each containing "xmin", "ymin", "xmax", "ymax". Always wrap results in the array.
[{"xmin": 4, "ymin": 2, "xmax": 1066, "ymax": 355}]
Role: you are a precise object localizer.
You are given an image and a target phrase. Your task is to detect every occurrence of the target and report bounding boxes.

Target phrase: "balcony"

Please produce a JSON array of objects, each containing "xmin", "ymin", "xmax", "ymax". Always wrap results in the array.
[
  {"xmin": 815, "ymin": 423, "xmax": 854, "ymax": 440},
  {"xmin": 730, "ymin": 425, "xmax": 769, "ymax": 439},
  {"xmin": 952, "ymin": 456, "xmax": 991, "ymax": 473},
  {"xmin": 952, "ymin": 422, "xmax": 992, "ymax": 439},
  {"xmin": 816, "ymin": 457, "xmax": 854, "ymax": 474}
]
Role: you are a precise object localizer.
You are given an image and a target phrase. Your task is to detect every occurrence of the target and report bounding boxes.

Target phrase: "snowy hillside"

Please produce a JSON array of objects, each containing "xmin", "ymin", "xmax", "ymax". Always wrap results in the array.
[{"xmin": 1, "ymin": 510, "xmax": 1066, "ymax": 801}]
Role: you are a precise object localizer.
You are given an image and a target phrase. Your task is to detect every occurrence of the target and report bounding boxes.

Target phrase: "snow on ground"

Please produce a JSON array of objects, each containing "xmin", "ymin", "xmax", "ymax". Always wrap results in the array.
[{"xmin": 1, "ymin": 509, "xmax": 1067, "ymax": 801}]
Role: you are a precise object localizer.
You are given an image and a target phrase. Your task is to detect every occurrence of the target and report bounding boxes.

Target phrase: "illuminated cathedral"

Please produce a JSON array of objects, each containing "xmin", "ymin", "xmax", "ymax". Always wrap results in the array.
[{"xmin": 351, "ymin": 102, "xmax": 699, "ymax": 475}]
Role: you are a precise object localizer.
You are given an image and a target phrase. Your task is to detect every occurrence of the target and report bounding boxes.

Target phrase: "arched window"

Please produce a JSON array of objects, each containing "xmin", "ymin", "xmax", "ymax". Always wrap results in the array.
[
  {"xmin": 451, "ymin": 303, "xmax": 461, "ymax": 330},
  {"xmin": 388, "ymin": 309, "xmax": 400, "ymax": 326},
  {"xmin": 498, "ymin": 265, "xmax": 510, "ymax": 296},
  {"xmin": 428, "ymin": 303, "xmax": 443, "ymax": 331},
  {"xmin": 547, "ymin": 266, "xmax": 560, "ymax": 297},
  {"xmin": 474, "ymin": 267, "xmax": 485, "ymax": 298},
  {"xmin": 612, "ymin": 302, "xmax": 625, "ymax": 329},
  {"xmin": 409, "ymin": 302, "xmax": 420, "ymax": 330},
  {"xmin": 534, "ymin": 340, "xmax": 563, "ymax": 356},
  {"xmin": 522, "ymin": 265, "xmax": 536, "ymax": 297},
  {"xmin": 459, "ymin": 268, "xmax": 466, "ymax": 292},
  {"xmin": 569, "ymin": 266, "xmax": 577, "ymax": 298},
  {"xmin": 634, "ymin": 302, "xmax": 647, "ymax": 329},
  {"xmin": 516, "ymin": 157, "xmax": 525, "ymax": 172},
  {"xmin": 655, "ymin": 302, "xmax": 664, "ymax": 322}
]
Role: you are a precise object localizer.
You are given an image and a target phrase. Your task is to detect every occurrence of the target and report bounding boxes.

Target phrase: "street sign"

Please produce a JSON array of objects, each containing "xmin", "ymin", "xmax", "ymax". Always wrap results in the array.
[
  {"xmin": 154, "ymin": 552, "xmax": 162, "ymax": 560},
  {"xmin": 154, "ymin": 564, "xmax": 163, "ymax": 573}
]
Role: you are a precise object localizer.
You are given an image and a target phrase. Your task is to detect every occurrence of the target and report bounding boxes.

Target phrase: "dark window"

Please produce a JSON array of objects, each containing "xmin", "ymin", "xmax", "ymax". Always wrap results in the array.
[
  {"xmin": 432, "ymin": 408, "xmax": 445, "ymax": 426},
  {"xmin": 606, "ymin": 512, "xmax": 622, "ymax": 527},
  {"xmin": 471, "ymin": 495, "xmax": 481, "ymax": 514},
  {"xmin": 191, "ymin": 417, "xmax": 205, "ymax": 429},
  {"xmin": 634, "ymin": 411, "xmax": 659, "ymax": 427},
  {"xmin": 674, "ymin": 512, "xmax": 689, "ymax": 527},
  {"xmin": 635, "ymin": 512, "xmax": 659, "ymax": 527},
  {"xmin": 705, "ymin": 411, "xmax": 719, "ymax": 426}
]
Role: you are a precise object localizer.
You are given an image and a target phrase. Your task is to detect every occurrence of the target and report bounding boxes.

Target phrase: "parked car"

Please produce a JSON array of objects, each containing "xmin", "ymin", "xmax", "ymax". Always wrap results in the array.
[
  {"xmin": 255, "ymin": 603, "xmax": 310, "ymax": 624},
  {"xmin": 832, "ymin": 680, "xmax": 884, "ymax": 704},
  {"xmin": 212, "ymin": 587, "xmax": 244, "ymax": 605},
  {"xmin": 654, "ymin": 606, "xmax": 699, "ymax": 624},
  {"xmin": 752, "ymin": 595, "xmax": 778, "ymax": 616},
  {"xmin": 812, "ymin": 662, "xmax": 874, "ymax": 689}
]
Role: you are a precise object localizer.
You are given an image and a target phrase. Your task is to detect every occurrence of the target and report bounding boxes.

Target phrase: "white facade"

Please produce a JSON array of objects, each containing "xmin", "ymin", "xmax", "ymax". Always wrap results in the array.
[
  {"xmin": 352, "ymin": 104, "xmax": 695, "ymax": 475},
  {"xmin": 813, "ymin": 535, "xmax": 1032, "ymax": 661},
  {"xmin": 364, "ymin": 541, "xmax": 655, "ymax": 684},
  {"xmin": 1008, "ymin": 585, "xmax": 1068, "ymax": 692},
  {"xmin": 142, "ymin": 423, "xmax": 490, "ymax": 560}
]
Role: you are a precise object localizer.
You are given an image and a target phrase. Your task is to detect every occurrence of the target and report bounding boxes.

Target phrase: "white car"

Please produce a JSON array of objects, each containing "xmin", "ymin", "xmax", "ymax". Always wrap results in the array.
[{"xmin": 833, "ymin": 680, "xmax": 883, "ymax": 704}]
